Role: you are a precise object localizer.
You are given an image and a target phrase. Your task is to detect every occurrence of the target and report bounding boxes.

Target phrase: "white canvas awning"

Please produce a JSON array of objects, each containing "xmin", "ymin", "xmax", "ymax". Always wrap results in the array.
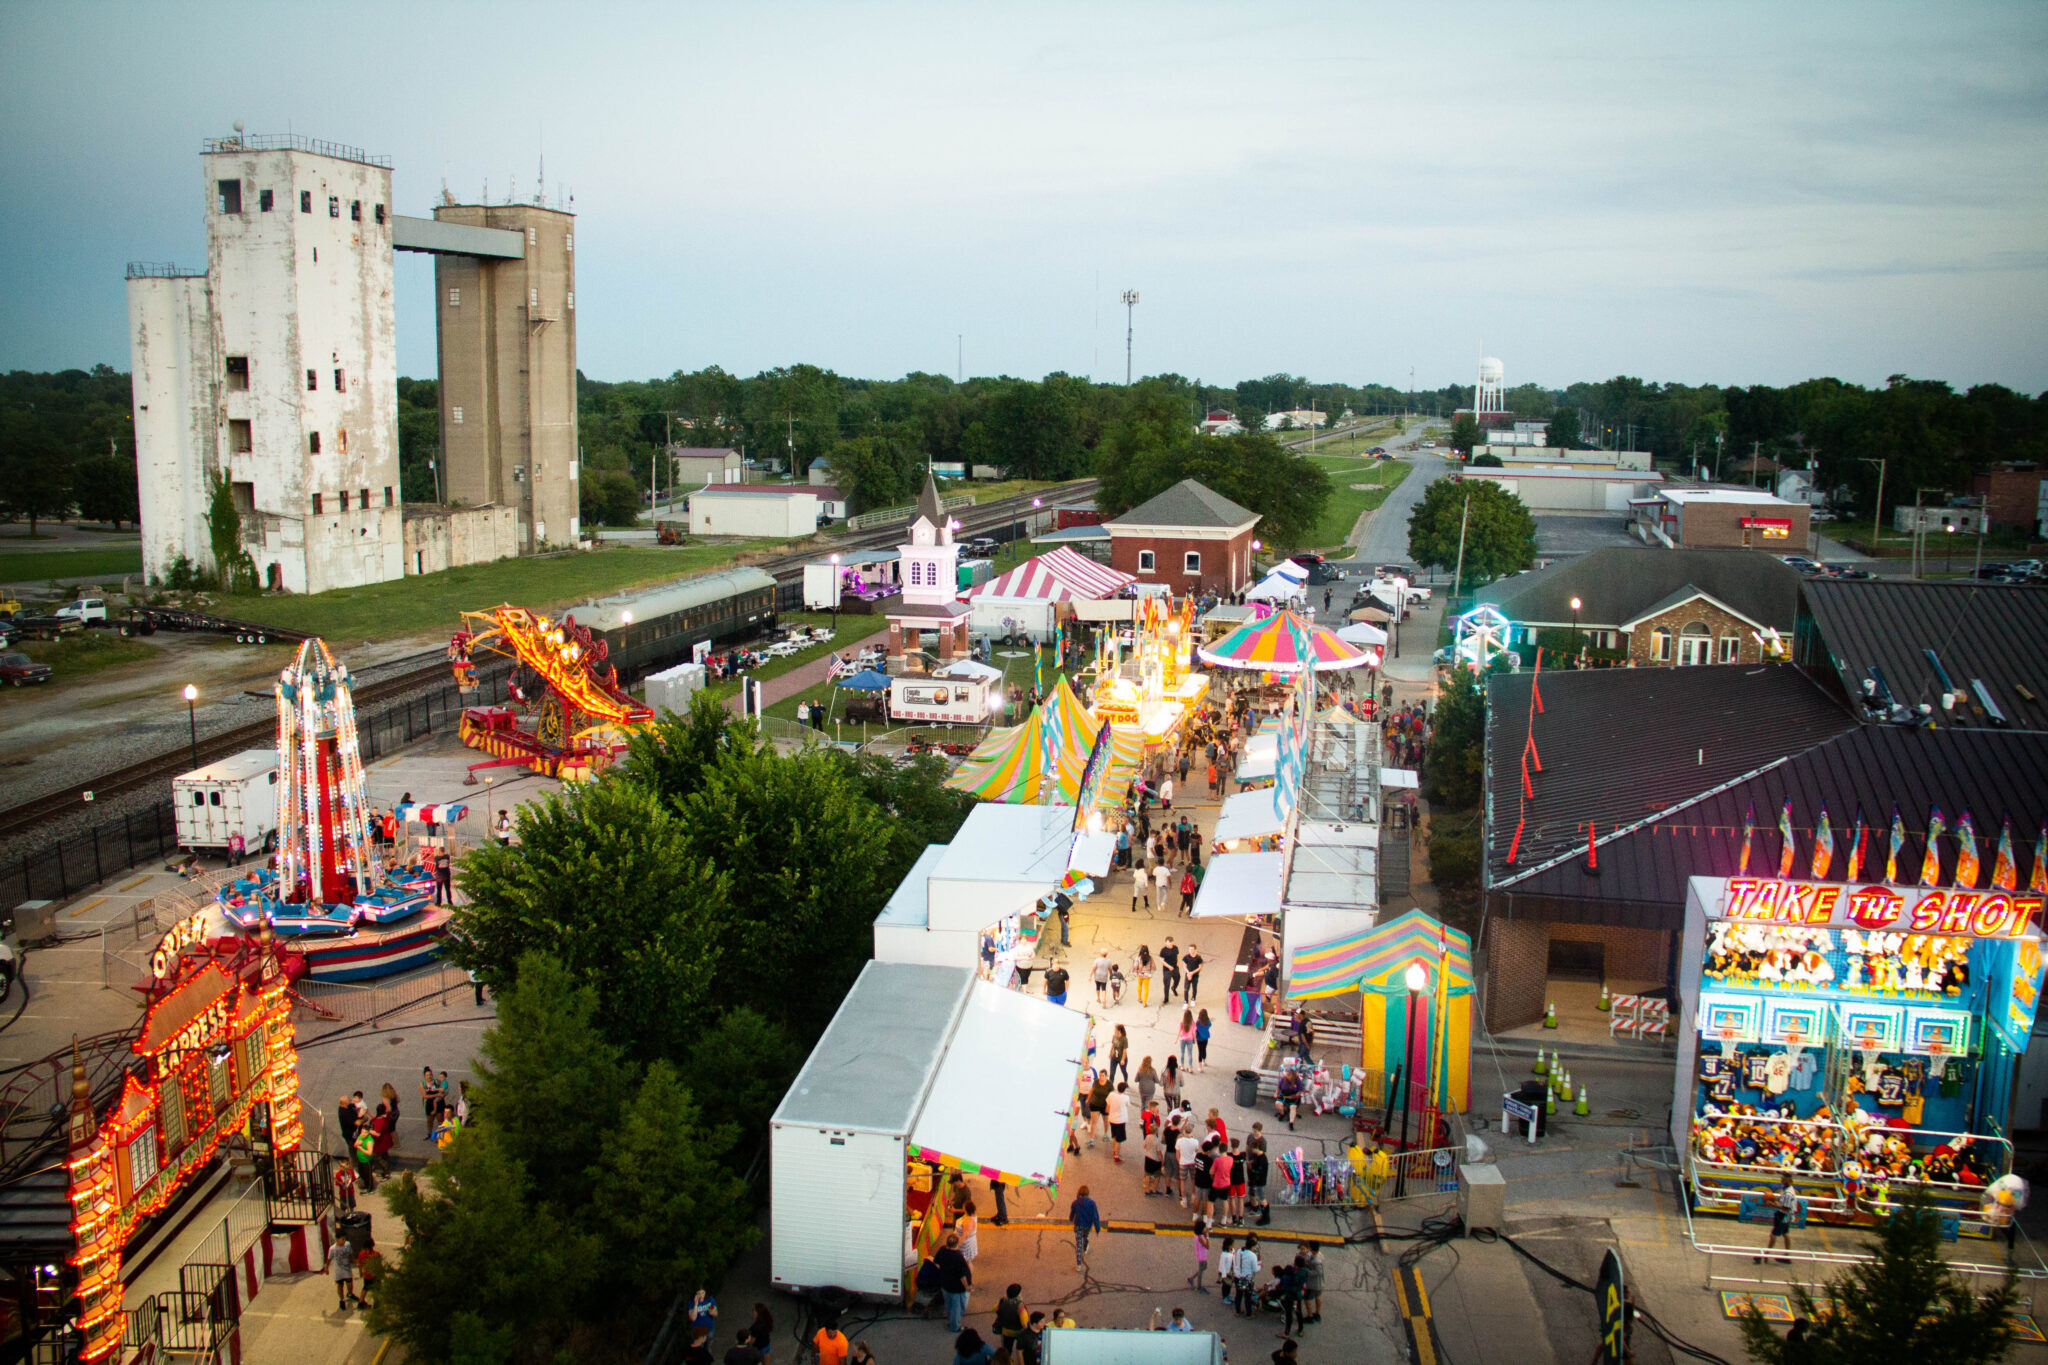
[
  {"xmin": 1213, "ymin": 789, "xmax": 1284, "ymax": 844},
  {"xmin": 1243, "ymin": 732, "xmax": 1279, "ymax": 761},
  {"xmin": 1380, "ymin": 767, "xmax": 1419, "ymax": 789},
  {"xmin": 1189, "ymin": 851, "xmax": 1285, "ymax": 918},
  {"xmin": 1245, "ymin": 570, "xmax": 1307, "ymax": 603},
  {"xmin": 908, "ymin": 980, "xmax": 1092, "ymax": 1185},
  {"xmin": 1236, "ymin": 750, "xmax": 1276, "ymax": 782},
  {"xmin": 1068, "ymin": 830, "xmax": 1116, "ymax": 879}
]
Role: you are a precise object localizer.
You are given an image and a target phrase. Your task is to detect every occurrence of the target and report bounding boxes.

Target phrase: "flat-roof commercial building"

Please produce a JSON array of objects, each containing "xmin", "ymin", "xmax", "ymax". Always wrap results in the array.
[
  {"xmin": 1630, "ymin": 487, "xmax": 1811, "ymax": 553},
  {"xmin": 1460, "ymin": 467, "xmax": 1662, "ymax": 513}
]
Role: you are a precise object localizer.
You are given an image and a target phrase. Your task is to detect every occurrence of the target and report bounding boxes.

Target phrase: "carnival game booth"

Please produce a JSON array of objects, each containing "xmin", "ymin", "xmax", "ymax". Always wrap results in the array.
[
  {"xmin": 945, "ymin": 677, "xmax": 1144, "ymax": 812},
  {"xmin": 875, "ymin": 801, "xmax": 1117, "ymax": 978},
  {"xmin": 0, "ymin": 917, "xmax": 315, "ymax": 1364},
  {"xmin": 1676, "ymin": 875, "xmax": 2048, "ymax": 1232},
  {"xmin": 965, "ymin": 548, "xmax": 1136, "ymax": 644},
  {"xmin": 770, "ymin": 962, "xmax": 1091, "ymax": 1301},
  {"xmin": 1288, "ymin": 911, "xmax": 1475, "ymax": 1116}
]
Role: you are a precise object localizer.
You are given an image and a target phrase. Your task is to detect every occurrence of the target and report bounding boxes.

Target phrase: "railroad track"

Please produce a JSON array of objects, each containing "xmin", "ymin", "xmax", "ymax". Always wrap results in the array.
[
  {"xmin": 0, "ymin": 656, "xmax": 472, "ymax": 842},
  {"xmin": 0, "ymin": 480, "xmax": 1098, "ymax": 843}
]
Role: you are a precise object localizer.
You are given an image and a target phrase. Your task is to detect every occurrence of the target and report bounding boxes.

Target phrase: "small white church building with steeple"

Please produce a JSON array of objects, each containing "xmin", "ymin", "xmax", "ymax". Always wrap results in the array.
[{"xmin": 885, "ymin": 472, "xmax": 974, "ymax": 671}]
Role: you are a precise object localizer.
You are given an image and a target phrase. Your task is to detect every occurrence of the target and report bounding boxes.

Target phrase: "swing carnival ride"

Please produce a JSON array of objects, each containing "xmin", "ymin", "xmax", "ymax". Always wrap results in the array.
[
  {"xmin": 451, "ymin": 605, "xmax": 655, "ymax": 780},
  {"xmin": 212, "ymin": 639, "xmax": 449, "ymax": 979}
]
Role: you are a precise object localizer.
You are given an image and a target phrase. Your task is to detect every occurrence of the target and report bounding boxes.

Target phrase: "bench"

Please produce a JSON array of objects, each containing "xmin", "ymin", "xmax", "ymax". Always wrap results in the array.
[{"xmin": 1267, "ymin": 1009, "xmax": 1364, "ymax": 1055}]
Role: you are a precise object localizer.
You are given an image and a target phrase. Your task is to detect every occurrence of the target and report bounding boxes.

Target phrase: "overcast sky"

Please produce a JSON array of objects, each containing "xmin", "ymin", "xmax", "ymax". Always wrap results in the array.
[{"xmin": 4, "ymin": 1, "xmax": 2046, "ymax": 393}]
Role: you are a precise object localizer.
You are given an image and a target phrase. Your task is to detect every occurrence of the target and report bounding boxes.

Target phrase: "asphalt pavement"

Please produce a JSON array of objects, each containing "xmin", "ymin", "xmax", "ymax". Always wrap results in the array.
[{"xmin": 1331, "ymin": 421, "xmax": 1455, "ymax": 576}]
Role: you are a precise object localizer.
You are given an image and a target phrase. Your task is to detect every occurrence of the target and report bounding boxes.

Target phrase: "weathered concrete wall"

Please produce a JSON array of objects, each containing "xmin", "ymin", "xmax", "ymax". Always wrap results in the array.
[
  {"xmin": 435, "ymin": 204, "xmax": 580, "ymax": 551},
  {"xmin": 403, "ymin": 504, "xmax": 519, "ymax": 576},
  {"xmin": 131, "ymin": 274, "xmax": 216, "ymax": 584}
]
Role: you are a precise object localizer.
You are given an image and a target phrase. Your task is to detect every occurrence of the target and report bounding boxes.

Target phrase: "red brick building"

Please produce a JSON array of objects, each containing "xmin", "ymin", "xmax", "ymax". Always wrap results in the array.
[
  {"xmin": 1972, "ymin": 463, "xmax": 2046, "ymax": 530},
  {"xmin": 1104, "ymin": 479, "xmax": 1260, "ymax": 595}
]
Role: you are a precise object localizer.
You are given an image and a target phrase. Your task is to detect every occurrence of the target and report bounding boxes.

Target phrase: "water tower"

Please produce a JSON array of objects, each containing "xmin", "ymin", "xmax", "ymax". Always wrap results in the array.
[{"xmin": 1476, "ymin": 355, "xmax": 1507, "ymax": 421}]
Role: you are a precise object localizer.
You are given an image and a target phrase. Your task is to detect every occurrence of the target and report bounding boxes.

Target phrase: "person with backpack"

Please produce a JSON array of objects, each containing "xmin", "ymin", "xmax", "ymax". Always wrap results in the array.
[{"xmin": 993, "ymin": 1284, "xmax": 1028, "ymax": 1353}]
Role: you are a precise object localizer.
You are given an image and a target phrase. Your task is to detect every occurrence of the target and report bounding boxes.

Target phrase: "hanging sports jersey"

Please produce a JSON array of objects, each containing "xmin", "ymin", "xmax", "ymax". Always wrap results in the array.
[
  {"xmin": 1765, "ymin": 1053, "xmax": 1792, "ymax": 1095},
  {"xmin": 1745, "ymin": 1052, "xmax": 1771, "ymax": 1090},
  {"xmin": 1875, "ymin": 1068, "xmax": 1906, "ymax": 1106}
]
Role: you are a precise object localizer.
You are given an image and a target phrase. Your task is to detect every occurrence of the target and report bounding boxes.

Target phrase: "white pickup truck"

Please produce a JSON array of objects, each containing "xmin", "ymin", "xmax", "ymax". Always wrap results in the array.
[{"xmin": 53, "ymin": 598, "xmax": 109, "ymax": 624}]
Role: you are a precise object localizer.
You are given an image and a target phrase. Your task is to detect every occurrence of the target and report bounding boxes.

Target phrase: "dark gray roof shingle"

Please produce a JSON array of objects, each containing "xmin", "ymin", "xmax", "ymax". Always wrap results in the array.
[
  {"xmin": 1109, "ymin": 479, "xmax": 1258, "ymax": 531},
  {"xmin": 1484, "ymin": 663, "xmax": 1855, "ymax": 890},
  {"xmin": 1474, "ymin": 547, "xmax": 1801, "ymax": 630}
]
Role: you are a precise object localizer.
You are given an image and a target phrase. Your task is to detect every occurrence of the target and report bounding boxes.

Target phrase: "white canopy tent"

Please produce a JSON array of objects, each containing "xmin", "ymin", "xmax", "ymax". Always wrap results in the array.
[
  {"xmin": 1235, "ymin": 750, "xmax": 1277, "ymax": 783},
  {"xmin": 909, "ymin": 979, "xmax": 1093, "ymax": 1185},
  {"xmin": 1244, "ymin": 567, "xmax": 1308, "ymax": 603},
  {"xmin": 1213, "ymin": 789, "xmax": 1285, "ymax": 844},
  {"xmin": 1188, "ymin": 850, "xmax": 1285, "ymax": 918},
  {"xmin": 1380, "ymin": 767, "xmax": 1420, "ymax": 790},
  {"xmin": 934, "ymin": 658, "xmax": 1005, "ymax": 683},
  {"xmin": 1243, "ymin": 732, "xmax": 1279, "ymax": 761},
  {"xmin": 1336, "ymin": 621, "xmax": 1388, "ymax": 647}
]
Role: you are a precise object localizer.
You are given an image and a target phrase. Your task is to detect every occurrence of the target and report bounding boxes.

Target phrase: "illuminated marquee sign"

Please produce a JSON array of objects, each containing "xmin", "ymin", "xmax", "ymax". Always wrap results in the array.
[
  {"xmin": 149, "ymin": 911, "xmax": 210, "ymax": 980},
  {"xmin": 1718, "ymin": 878, "xmax": 2042, "ymax": 940},
  {"xmin": 1739, "ymin": 517, "xmax": 1793, "ymax": 539}
]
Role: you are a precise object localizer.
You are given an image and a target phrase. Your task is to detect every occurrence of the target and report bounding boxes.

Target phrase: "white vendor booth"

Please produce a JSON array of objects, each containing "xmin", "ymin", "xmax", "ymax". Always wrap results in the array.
[
  {"xmin": 770, "ymin": 961, "xmax": 1091, "ymax": 1300},
  {"xmin": 1213, "ymin": 789, "xmax": 1286, "ymax": 848},
  {"xmin": 889, "ymin": 659, "xmax": 1001, "ymax": 725},
  {"xmin": 875, "ymin": 802, "xmax": 1114, "ymax": 980}
]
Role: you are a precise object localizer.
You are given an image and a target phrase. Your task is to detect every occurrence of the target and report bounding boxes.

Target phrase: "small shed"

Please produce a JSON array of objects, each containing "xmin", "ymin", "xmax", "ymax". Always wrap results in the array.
[
  {"xmin": 769, "ymin": 961, "xmax": 1091, "ymax": 1299},
  {"xmin": 1287, "ymin": 909, "xmax": 1474, "ymax": 1112},
  {"xmin": 642, "ymin": 661, "xmax": 707, "ymax": 716}
]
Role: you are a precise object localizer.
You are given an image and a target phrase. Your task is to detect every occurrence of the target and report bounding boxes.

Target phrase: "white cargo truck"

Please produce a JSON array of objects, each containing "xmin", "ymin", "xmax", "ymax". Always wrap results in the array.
[{"xmin": 172, "ymin": 750, "xmax": 280, "ymax": 852}]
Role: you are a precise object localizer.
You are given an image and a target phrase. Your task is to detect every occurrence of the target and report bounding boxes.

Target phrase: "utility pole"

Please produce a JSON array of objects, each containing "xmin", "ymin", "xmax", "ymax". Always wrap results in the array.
[
  {"xmin": 1121, "ymin": 291, "xmax": 1139, "ymax": 385},
  {"xmin": 958, "ymin": 334, "xmax": 963, "ymax": 384},
  {"xmin": 1859, "ymin": 457, "xmax": 1886, "ymax": 560},
  {"xmin": 1450, "ymin": 493, "xmax": 1473, "ymax": 604}
]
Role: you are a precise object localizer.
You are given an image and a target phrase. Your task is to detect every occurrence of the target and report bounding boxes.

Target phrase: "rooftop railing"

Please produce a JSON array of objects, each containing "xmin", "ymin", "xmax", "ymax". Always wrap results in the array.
[
  {"xmin": 203, "ymin": 133, "xmax": 391, "ymax": 168},
  {"xmin": 126, "ymin": 261, "xmax": 206, "ymax": 279}
]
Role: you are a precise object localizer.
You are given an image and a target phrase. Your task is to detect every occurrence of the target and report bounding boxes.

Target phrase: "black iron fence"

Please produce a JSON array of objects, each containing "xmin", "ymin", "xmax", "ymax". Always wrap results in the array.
[{"xmin": 4, "ymin": 667, "xmax": 514, "ymax": 908}]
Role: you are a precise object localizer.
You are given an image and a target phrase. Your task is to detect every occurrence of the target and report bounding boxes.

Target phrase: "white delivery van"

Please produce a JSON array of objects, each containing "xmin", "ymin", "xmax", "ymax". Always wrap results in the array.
[{"xmin": 172, "ymin": 749, "xmax": 280, "ymax": 852}]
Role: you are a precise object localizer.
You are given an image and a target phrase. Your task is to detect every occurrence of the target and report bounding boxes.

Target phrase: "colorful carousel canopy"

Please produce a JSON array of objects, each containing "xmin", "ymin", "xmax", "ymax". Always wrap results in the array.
[{"xmin": 1196, "ymin": 610, "xmax": 1374, "ymax": 674}]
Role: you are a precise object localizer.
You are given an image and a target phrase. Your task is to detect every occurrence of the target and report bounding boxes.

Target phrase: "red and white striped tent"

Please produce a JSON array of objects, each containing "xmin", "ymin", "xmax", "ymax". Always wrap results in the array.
[{"xmin": 967, "ymin": 547, "xmax": 1135, "ymax": 602}]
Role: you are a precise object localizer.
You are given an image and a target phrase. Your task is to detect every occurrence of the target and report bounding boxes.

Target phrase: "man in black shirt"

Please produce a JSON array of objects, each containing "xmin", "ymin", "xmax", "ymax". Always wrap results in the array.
[
  {"xmin": 934, "ymin": 1232, "xmax": 974, "ymax": 1332},
  {"xmin": 1160, "ymin": 940, "xmax": 1181, "ymax": 1000},
  {"xmin": 1183, "ymin": 946, "xmax": 1205, "ymax": 1002},
  {"xmin": 1044, "ymin": 963, "xmax": 1070, "ymax": 1007},
  {"xmin": 721, "ymin": 1333, "xmax": 762, "ymax": 1365},
  {"xmin": 682, "ymin": 1326, "xmax": 715, "ymax": 1365}
]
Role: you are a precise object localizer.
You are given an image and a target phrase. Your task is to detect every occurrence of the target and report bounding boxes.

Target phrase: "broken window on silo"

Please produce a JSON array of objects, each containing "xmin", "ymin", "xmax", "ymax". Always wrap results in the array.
[
  {"xmin": 225, "ymin": 357, "xmax": 249, "ymax": 391},
  {"xmin": 259, "ymin": 189, "xmax": 274, "ymax": 212},
  {"xmin": 217, "ymin": 180, "xmax": 242, "ymax": 214}
]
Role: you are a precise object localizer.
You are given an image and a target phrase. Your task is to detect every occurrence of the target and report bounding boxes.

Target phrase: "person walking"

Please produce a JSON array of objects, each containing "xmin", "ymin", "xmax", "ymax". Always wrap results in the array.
[
  {"xmin": 1043, "ymin": 960, "xmax": 1069, "ymax": 1007},
  {"xmin": 1142, "ymin": 1114, "xmax": 1166, "ymax": 1195},
  {"xmin": 1207, "ymin": 759, "xmax": 1220, "ymax": 796},
  {"xmin": 1135, "ymin": 1055, "xmax": 1158, "ymax": 1112},
  {"xmin": 1758, "ymin": 1173, "xmax": 1800, "ymax": 1265},
  {"xmin": 1178, "ymin": 1009, "xmax": 1198, "ymax": 1070},
  {"xmin": 993, "ymin": 1285, "xmax": 1028, "ymax": 1355},
  {"xmin": 1209, "ymin": 1140, "xmax": 1235, "ymax": 1222},
  {"xmin": 1132, "ymin": 946, "xmax": 1154, "ymax": 1005},
  {"xmin": 1175, "ymin": 1123, "xmax": 1202, "ymax": 1207},
  {"xmin": 1186, "ymin": 1213, "xmax": 1212, "ymax": 1294},
  {"xmin": 1070, "ymin": 1186, "xmax": 1104, "ymax": 1267},
  {"xmin": 1161, "ymin": 775, "xmax": 1175, "ymax": 811},
  {"xmin": 1183, "ymin": 946, "xmax": 1205, "ymax": 1002},
  {"xmin": 1177, "ymin": 865, "xmax": 1198, "ymax": 915},
  {"xmin": 934, "ymin": 1232, "xmax": 973, "ymax": 1331},
  {"xmin": 1160, "ymin": 939, "xmax": 1181, "ymax": 1001},
  {"xmin": 1056, "ymin": 896, "xmax": 1071, "ymax": 946},
  {"xmin": 1092, "ymin": 952, "xmax": 1114, "ymax": 1005},
  {"xmin": 1162, "ymin": 1056, "xmax": 1182, "ymax": 1112},
  {"xmin": 1109, "ymin": 1025, "xmax": 1130, "ymax": 1084},
  {"xmin": 1234, "ymin": 1234, "xmax": 1262, "ymax": 1316},
  {"xmin": 1194, "ymin": 1009, "xmax": 1213, "ymax": 1073},
  {"xmin": 494, "ymin": 810, "xmax": 513, "ymax": 847},
  {"xmin": 1107, "ymin": 1083, "xmax": 1130, "ymax": 1163},
  {"xmin": 326, "ymin": 1235, "xmax": 359, "ymax": 1310},
  {"xmin": 1086, "ymin": 1069, "xmax": 1111, "ymax": 1143}
]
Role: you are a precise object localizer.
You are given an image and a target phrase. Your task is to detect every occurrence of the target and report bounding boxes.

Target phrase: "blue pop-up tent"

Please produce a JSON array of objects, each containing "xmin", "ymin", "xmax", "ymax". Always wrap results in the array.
[{"xmin": 836, "ymin": 669, "xmax": 893, "ymax": 691}]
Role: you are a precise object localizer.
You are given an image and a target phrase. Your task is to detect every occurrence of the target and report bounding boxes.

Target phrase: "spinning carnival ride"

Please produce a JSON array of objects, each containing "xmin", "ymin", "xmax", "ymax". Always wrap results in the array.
[
  {"xmin": 213, "ymin": 638, "xmax": 449, "ymax": 980},
  {"xmin": 452, "ymin": 605, "xmax": 655, "ymax": 779}
]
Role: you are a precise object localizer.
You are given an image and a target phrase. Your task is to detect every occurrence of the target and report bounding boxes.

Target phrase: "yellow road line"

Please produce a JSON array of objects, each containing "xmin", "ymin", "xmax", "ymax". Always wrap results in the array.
[
  {"xmin": 119, "ymin": 876, "xmax": 150, "ymax": 892},
  {"xmin": 371, "ymin": 1339, "xmax": 391, "ymax": 1365},
  {"xmin": 67, "ymin": 897, "xmax": 107, "ymax": 918},
  {"xmin": 1374, "ymin": 1204, "xmax": 1437, "ymax": 1365}
]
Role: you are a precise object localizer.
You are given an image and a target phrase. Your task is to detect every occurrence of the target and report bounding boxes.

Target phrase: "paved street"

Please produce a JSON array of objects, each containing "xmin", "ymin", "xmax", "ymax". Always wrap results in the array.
[{"xmin": 1331, "ymin": 420, "xmax": 1455, "ymax": 576}]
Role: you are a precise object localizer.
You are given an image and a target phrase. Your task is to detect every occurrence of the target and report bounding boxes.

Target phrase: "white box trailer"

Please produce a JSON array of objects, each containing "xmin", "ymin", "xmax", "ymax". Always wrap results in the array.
[
  {"xmin": 1043, "ymin": 1328, "xmax": 1224, "ymax": 1365},
  {"xmin": 770, "ymin": 960, "xmax": 1092, "ymax": 1299},
  {"xmin": 172, "ymin": 750, "xmax": 279, "ymax": 851},
  {"xmin": 803, "ymin": 561, "xmax": 843, "ymax": 610}
]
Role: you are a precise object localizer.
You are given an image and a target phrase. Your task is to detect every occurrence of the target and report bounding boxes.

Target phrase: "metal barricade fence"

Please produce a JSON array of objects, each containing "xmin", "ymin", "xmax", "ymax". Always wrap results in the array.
[
  {"xmin": 1274, "ymin": 1143, "xmax": 1463, "ymax": 1208},
  {"xmin": 292, "ymin": 963, "xmax": 471, "ymax": 1040}
]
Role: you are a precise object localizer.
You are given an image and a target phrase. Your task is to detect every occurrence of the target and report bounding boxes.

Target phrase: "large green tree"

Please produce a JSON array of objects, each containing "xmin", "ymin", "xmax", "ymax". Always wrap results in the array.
[
  {"xmin": 1096, "ymin": 424, "xmax": 1332, "ymax": 549},
  {"xmin": 452, "ymin": 778, "xmax": 729, "ymax": 1061},
  {"xmin": 1545, "ymin": 406, "xmax": 1580, "ymax": 450},
  {"xmin": 1406, "ymin": 477, "xmax": 1537, "ymax": 586},
  {"xmin": 71, "ymin": 453, "xmax": 138, "ymax": 529},
  {"xmin": 1740, "ymin": 1196, "xmax": 2016, "ymax": 1364},
  {"xmin": 0, "ymin": 411, "xmax": 74, "ymax": 535},
  {"xmin": 1423, "ymin": 664, "xmax": 1487, "ymax": 811},
  {"xmin": 1448, "ymin": 412, "xmax": 1481, "ymax": 455}
]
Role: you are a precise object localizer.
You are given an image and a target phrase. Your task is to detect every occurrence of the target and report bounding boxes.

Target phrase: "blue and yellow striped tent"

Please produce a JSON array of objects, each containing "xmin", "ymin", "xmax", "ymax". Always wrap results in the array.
[{"xmin": 1288, "ymin": 909, "xmax": 1472, "ymax": 1112}]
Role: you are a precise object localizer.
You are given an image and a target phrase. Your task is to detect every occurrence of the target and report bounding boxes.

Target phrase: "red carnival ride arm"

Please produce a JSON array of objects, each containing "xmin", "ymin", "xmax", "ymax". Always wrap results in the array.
[{"xmin": 456, "ymin": 607, "xmax": 654, "ymax": 727}]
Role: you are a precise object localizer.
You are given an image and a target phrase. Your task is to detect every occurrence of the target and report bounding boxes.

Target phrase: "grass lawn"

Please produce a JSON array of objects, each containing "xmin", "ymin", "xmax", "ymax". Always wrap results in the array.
[
  {"xmin": 0, "ymin": 546, "xmax": 146, "ymax": 585},
  {"xmin": 1300, "ymin": 457, "xmax": 1413, "ymax": 552},
  {"xmin": 939, "ymin": 479, "xmax": 1065, "ymax": 506},
  {"xmin": 1278, "ymin": 420, "xmax": 1400, "ymax": 456},
  {"xmin": 219, "ymin": 542, "xmax": 773, "ymax": 644}
]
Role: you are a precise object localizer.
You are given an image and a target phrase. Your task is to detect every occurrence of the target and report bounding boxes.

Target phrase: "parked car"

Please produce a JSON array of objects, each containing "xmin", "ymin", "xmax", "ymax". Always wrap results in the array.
[
  {"xmin": 0, "ymin": 620, "xmax": 17, "ymax": 648},
  {"xmin": 965, "ymin": 536, "xmax": 998, "ymax": 556},
  {"xmin": 53, "ymin": 598, "xmax": 108, "ymax": 625},
  {"xmin": 1830, "ymin": 568, "xmax": 1875, "ymax": 580},
  {"xmin": 0, "ymin": 652, "xmax": 52, "ymax": 686},
  {"xmin": 1780, "ymin": 555, "xmax": 1821, "ymax": 573}
]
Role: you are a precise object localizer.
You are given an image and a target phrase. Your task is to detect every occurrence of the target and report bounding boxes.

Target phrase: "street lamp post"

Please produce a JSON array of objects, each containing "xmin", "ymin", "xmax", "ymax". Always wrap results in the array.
[
  {"xmin": 1946, "ymin": 523, "xmax": 1956, "ymax": 575},
  {"xmin": 1014, "ymin": 497, "xmax": 1042, "ymax": 554},
  {"xmin": 1569, "ymin": 596, "xmax": 1582, "ymax": 667},
  {"xmin": 1395, "ymin": 961, "xmax": 1427, "ymax": 1195},
  {"xmin": 829, "ymin": 554, "xmax": 842, "ymax": 634},
  {"xmin": 1859, "ymin": 457, "xmax": 1886, "ymax": 558},
  {"xmin": 182, "ymin": 684, "xmax": 198, "ymax": 769}
]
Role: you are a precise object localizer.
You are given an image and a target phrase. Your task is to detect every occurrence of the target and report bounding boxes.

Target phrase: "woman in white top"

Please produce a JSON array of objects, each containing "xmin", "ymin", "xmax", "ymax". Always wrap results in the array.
[
  {"xmin": 1153, "ymin": 860, "xmax": 1171, "ymax": 910},
  {"xmin": 955, "ymin": 1198, "xmax": 980, "ymax": 1261}
]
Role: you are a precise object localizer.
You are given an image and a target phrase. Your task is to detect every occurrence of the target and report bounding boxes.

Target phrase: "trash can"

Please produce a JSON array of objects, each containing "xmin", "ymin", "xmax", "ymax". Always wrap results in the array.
[
  {"xmin": 337, "ymin": 1210, "xmax": 373, "ymax": 1252},
  {"xmin": 1235, "ymin": 1069, "xmax": 1262, "ymax": 1109}
]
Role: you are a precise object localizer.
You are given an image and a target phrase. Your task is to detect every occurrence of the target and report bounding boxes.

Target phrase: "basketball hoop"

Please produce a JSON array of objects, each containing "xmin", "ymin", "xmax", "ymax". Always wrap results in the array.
[
  {"xmin": 1927, "ymin": 1039, "xmax": 1949, "ymax": 1061},
  {"xmin": 1785, "ymin": 1028, "xmax": 1807, "ymax": 1070},
  {"xmin": 1719, "ymin": 1027, "xmax": 1740, "ymax": 1063}
]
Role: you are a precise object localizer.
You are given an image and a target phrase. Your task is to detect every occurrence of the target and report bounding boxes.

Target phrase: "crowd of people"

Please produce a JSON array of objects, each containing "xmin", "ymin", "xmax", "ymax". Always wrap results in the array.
[{"xmin": 336, "ymin": 1066, "xmax": 471, "ymax": 1193}]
